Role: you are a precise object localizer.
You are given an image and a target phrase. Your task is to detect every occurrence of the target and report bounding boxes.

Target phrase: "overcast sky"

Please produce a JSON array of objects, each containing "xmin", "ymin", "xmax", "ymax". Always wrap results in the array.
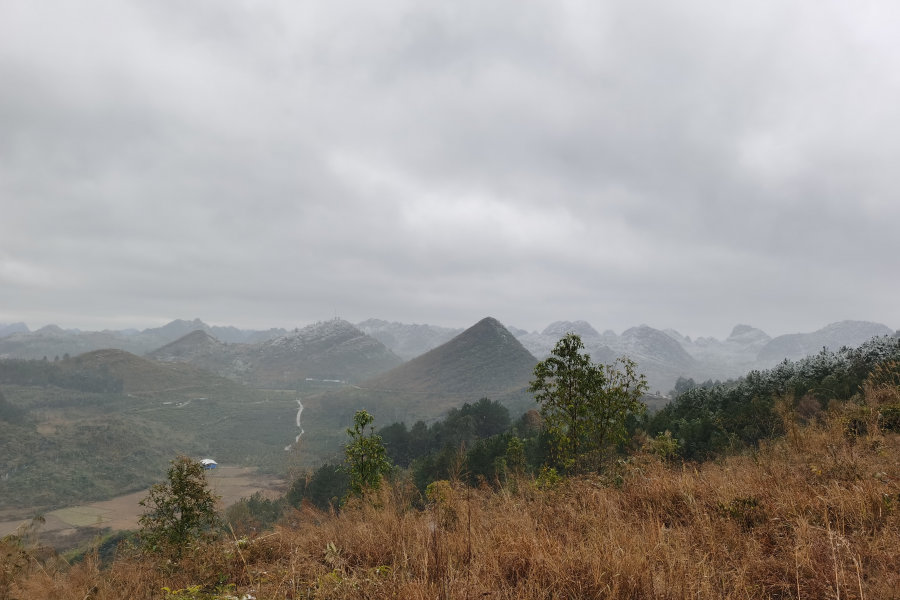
[{"xmin": 1, "ymin": 0, "xmax": 899, "ymax": 339}]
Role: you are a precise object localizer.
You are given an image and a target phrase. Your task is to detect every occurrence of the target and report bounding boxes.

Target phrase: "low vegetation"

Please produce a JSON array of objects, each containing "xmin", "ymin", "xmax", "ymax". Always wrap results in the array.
[
  {"xmin": 4, "ymin": 380, "xmax": 900, "ymax": 598},
  {"xmin": 4, "ymin": 335, "xmax": 900, "ymax": 598},
  {"xmin": 0, "ymin": 352, "xmax": 305, "ymax": 510}
]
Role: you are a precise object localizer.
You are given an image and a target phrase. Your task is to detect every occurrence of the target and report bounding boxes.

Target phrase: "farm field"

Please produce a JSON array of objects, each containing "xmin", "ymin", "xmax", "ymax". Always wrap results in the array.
[{"xmin": 0, "ymin": 466, "xmax": 284, "ymax": 551}]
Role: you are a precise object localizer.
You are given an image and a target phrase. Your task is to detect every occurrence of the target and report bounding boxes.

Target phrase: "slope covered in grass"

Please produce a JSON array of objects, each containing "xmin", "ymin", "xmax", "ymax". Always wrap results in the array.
[
  {"xmin": 0, "ymin": 351, "xmax": 302, "ymax": 511},
  {"xmin": 7, "ymin": 382, "xmax": 900, "ymax": 598},
  {"xmin": 59, "ymin": 349, "xmax": 240, "ymax": 393}
]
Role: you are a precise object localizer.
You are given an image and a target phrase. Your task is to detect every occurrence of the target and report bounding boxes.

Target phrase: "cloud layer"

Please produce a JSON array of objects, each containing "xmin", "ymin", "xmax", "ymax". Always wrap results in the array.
[{"xmin": 1, "ymin": 0, "xmax": 899, "ymax": 337}]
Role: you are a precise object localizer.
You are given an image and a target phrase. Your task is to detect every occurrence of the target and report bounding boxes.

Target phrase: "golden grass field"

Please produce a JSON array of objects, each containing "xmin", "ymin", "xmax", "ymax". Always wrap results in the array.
[{"xmin": 4, "ymin": 384, "xmax": 900, "ymax": 599}]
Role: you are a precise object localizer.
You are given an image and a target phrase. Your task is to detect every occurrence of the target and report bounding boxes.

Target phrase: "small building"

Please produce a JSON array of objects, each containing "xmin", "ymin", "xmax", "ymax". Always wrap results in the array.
[{"xmin": 200, "ymin": 459, "xmax": 218, "ymax": 469}]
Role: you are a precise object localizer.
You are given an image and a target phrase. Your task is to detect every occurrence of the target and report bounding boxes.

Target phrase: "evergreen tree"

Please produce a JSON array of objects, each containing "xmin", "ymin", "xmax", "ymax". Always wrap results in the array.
[
  {"xmin": 138, "ymin": 456, "xmax": 221, "ymax": 555},
  {"xmin": 342, "ymin": 410, "xmax": 391, "ymax": 499},
  {"xmin": 529, "ymin": 334, "xmax": 647, "ymax": 473}
]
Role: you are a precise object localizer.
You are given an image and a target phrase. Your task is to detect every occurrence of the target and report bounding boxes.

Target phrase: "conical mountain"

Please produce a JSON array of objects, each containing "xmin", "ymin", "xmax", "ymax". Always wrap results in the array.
[
  {"xmin": 301, "ymin": 318, "xmax": 539, "ymax": 438},
  {"xmin": 146, "ymin": 330, "xmax": 231, "ymax": 374},
  {"xmin": 360, "ymin": 317, "xmax": 537, "ymax": 397}
]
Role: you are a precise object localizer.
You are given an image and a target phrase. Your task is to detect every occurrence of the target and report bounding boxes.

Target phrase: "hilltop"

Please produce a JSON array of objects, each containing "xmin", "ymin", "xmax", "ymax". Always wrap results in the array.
[
  {"xmin": 0, "ymin": 327, "xmax": 135, "ymax": 361},
  {"xmin": 512, "ymin": 319, "xmax": 896, "ymax": 392},
  {"xmin": 147, "ymin": 319, "xmax": 403, "ymax": 387},
  {"xmin": 515, "ymin": 321, "xmax": 696, "ymax": 391},
  {"xmin": 301, "ymin": 318, "xmax": 538, "ymax": 450},
  {"xmin": 757, "ymin": 320, "xmax": 894, "ymax": 363},
  {"xmin": 356, "ymin": 319, "xmax": 463, "ymax": 361},
  {"xmin": 0, "ymin": 318, "xmax": 287, "ymax": 360},
  {"xmin": 58, "ymin": 348, "xmax": 239, "ymax": 394},
  {"xmin": 3, "ymin": 314, "xmax": 895, "ymax": 393},
  {"xmin": 360, "ymin": 317, "xmax": 537, "ymax": 397}
]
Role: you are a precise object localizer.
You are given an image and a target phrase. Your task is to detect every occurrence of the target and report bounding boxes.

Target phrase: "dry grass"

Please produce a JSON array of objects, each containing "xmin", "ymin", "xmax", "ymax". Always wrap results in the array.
[{"xmin": 6, "ymin": 386, "xmax": 900, "ymax": 599}]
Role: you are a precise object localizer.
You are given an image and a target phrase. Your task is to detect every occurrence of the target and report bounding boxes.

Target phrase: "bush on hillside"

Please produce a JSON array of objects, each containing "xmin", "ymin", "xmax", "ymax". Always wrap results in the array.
[{"xmin": 138, "ymin": 456, "xmax": 221, "ymax": 556}]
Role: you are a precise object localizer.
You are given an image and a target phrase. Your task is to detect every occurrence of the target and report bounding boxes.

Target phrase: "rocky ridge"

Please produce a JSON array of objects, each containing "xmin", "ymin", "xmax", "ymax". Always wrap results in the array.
[
  {"xmin": 509, "ymin": 319, "xmax": 894, "ymax": 393},
  {"xmin": 356, "ymin": 319, "xmax": 463, "ymax": 361},
  {"xmin": 147, "ymin": 318, "xmax": 402, "ymax": 386}
]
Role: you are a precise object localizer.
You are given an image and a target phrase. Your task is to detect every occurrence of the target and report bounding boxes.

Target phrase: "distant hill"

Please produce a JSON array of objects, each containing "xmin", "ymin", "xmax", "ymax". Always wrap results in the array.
[
  {"xmin": 147, "ymin": 319, "xmax": 403, "ymax": 387},
  {"xmin": 0, "ymin": 322, "xmax": 29, "ymax": 338},
  {"xmin": 0, "ymin": 318, "xmax": 288, "ymax": 360},
  {"xmin": 356, "ymin": 319, "xmax": 463, "ymax": 361},
  {"xmin": 302, "ymin": 317, "xmax": 539, "ymax": 443},
  {"xmin": 515, "ymin": 319, "xmax": 895, "ymax": 393},
  {"xmin": 60, "ymin": 348, "xmax": 241, "ymax": 393},
  {"xmin": 756, "ymin": 321, "xmax": 894, "ymax": 364},
  {"xmin": 243, "ymin": 328, "xmax": 289, "ymax": 344},
  {"xmin": 516, "ymin": 321, "xmax": 688, "ymax": 392},
  {"xmin": 0, "ymin": 328, "xmax": 134, "ymax": 360},
  {"xmin": 360, "ymin": 317, "xmax": 537, "ymax": 398}
]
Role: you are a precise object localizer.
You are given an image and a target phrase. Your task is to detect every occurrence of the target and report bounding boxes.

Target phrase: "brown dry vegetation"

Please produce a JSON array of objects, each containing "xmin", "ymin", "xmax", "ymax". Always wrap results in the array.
[{"xmin": 5, "ymin": 385, "xmax": 900, "ymax": 599}]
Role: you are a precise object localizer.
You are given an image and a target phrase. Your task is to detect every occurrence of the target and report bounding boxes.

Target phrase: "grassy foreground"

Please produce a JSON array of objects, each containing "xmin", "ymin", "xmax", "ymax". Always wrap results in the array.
[{"xmin": 5, "ymin": 386, "xmax": 900, "ymax": 599}]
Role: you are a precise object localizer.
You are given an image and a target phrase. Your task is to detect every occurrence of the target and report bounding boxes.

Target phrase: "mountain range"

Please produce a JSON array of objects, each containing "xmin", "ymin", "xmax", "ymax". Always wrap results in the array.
[
  {"xmin": 511, "ymin": 319, "xmax": 896, "ymax": 391},
  {"xmin": 0, "ymin": 319, "xmax": 287, "ymax": 360},
  {"xmin": 356, "ymin": 319, "xmax": 463, "ymax": 361},
  {"xmin": 2, "ymin": 316, "xmax": 896, "ymax": 394},
  {"xmin": 147, "ymin": 319, "xmax": 402, "ymax": 387}
]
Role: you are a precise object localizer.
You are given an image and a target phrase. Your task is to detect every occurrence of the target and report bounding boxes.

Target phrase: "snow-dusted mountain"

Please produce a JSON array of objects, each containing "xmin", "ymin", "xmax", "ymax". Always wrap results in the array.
[
  {"xmin": 356, "ymin": 319, "xmax": 463, "ymax": 361},
  {"xmin": 507, "ymin": 319, "xmax": 895, "ymax": 393},
  {"xmin": 757, "ymin": 321, "xmax": 894, "ymax": 364},
  {"xmin": 148, "ymin": 318, "xmax": 402, "ymax": 385},
  {"xmin": 661, "ymin": 324, "xmax": 771, "ymax": 379},
  {"xmin": 0, "ymin": 322, "xmax": 30, "ymax": 338},
  {"xmin": 513, "ymin": 321, "xmax": 695, "ymax": 391}
]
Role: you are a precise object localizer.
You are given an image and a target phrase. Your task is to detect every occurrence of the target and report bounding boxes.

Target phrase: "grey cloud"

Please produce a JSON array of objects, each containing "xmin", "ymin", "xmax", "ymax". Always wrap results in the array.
[{"xmin": 1, "ymin": 0, "xmax": 898, "ymax": 338}]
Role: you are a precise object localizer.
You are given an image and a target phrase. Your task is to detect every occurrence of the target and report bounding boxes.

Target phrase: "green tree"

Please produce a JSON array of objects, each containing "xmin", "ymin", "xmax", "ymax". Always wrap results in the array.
[
  {"xmin": 342, "ymin": 410, "xmax": 392, "ymax": 499},
  {"xmin": 0, "ymin": 389, "xmax": 25, "ymax": 424},
  {"xmin": 506, "ymin": 436, "xmax": 527, "ymax": 477},
  {"xmin": 528, "ymin": 334, "xmax": 597, "ymax": 473},
  {"xmin": 285, "ymin": 463, "xmax": 349, "ymax": 511},
  {"xmin": 529, "ymin": 334, "xmax": 647, "ymax": 473},
  {"xmin": 591, "ymin": 357, "xmax": 648, "ymax": 465},
  {"xmin": 138, "ymin": 456, "xmax": 221, "ymax": 555}
]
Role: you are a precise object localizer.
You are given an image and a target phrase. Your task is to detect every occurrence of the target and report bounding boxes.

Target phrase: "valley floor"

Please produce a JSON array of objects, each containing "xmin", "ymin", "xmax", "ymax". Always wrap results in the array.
[{"xmin": 0, "ymin": 467, "xmax": 284, "ymax": 552}]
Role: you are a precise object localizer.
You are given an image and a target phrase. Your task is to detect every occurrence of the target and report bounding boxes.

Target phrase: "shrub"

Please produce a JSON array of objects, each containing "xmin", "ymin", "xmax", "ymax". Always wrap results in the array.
[{"xmin": 138, "ymin": 456, "xmax": 221, "ymax": 556}]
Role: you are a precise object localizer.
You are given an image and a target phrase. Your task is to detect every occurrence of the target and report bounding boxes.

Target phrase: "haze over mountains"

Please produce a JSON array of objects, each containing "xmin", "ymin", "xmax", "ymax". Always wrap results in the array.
[
  {"xmin": 356, "ymin": 319, "xmax": 463, "ymax": 361},
  {"xmin": 511, "ymin": 319, "xmax": 896, "ymax": 391},
  {"xmin": 2, "ymin": 315, "xmax": 897, "ymax": 393},
  {"xmin": 147, "ymin": 319, "xmax": 402, "ymax": 387},
  {"xmin": 2, "ymin": 312, "xmax": 898, "ymax": 511},
  {"xmin": 0, "ymin": 319, "xmax": 287, "ymax": 360}
]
